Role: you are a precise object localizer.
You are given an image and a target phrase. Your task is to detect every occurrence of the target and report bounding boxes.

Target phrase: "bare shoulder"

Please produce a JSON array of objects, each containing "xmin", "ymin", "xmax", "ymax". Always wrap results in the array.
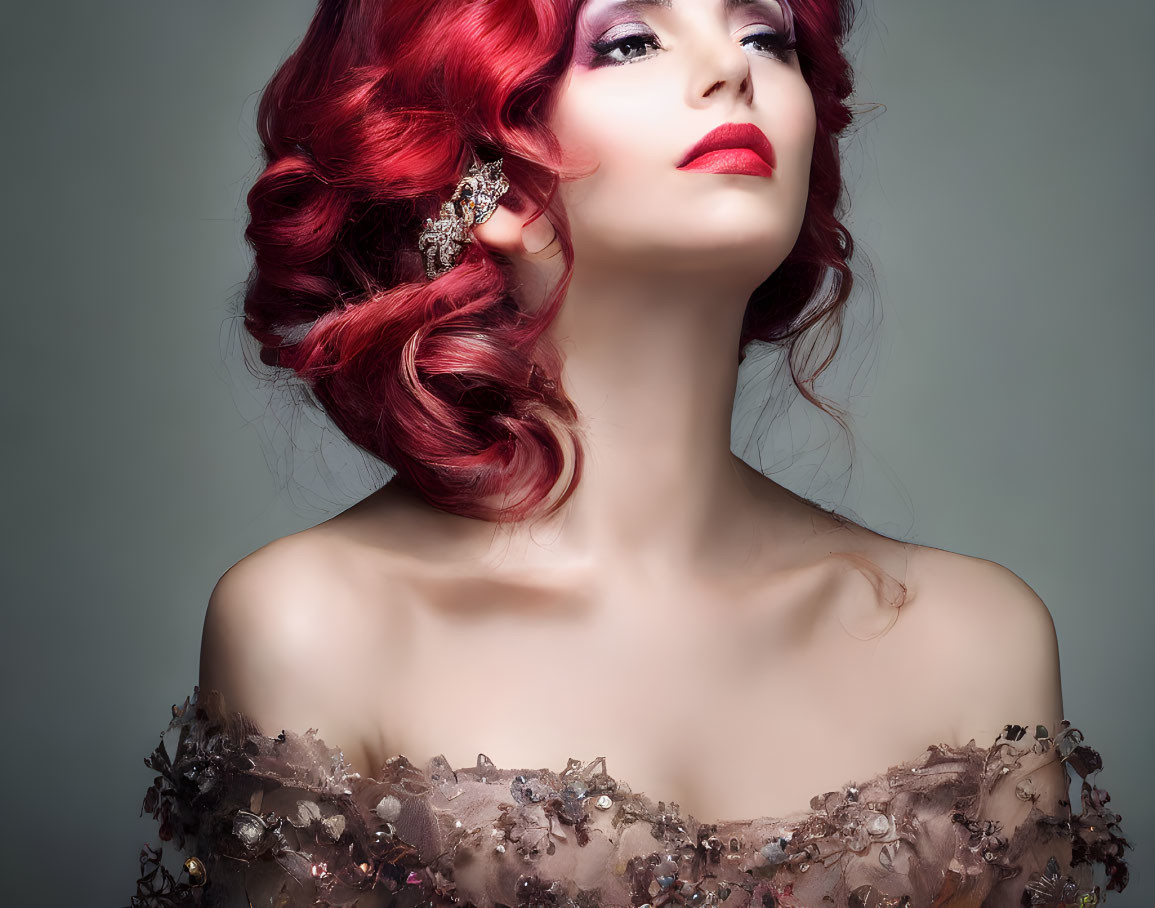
[
  {"xmin": 199, "ymin": 529, "xmax": 404, "ymax": 771},
  {"xmin": 904, "ymin": 545, "xmax": 1058, "ymax": 639},
  {"xmin": 898, "ymin": 545, "xmax": 1064, "ymax": 747}
]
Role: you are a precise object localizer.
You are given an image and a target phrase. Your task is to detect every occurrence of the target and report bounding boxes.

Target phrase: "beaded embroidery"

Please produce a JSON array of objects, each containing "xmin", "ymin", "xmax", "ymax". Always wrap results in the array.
[{"xmin": 130, "ymin": 688, "xmax": 1129, "ymax": 907}]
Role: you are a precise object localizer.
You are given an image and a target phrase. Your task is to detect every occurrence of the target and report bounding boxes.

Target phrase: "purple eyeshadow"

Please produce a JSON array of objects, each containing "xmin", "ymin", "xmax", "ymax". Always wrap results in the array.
[{"xmin": 572, "ymin": 0, "xmax": 795, "ymax": 70}]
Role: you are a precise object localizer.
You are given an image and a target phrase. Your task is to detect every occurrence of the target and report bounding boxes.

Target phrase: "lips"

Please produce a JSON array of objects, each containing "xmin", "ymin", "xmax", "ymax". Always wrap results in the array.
[{"xmin": 677, "ymin": 122, "xmax": 776, "ymax": 175}]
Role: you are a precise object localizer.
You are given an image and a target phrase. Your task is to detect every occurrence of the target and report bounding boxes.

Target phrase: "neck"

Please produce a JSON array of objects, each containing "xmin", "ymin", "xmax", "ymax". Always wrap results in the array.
[{"xmin": 491, "ymin": 264, "xmax": 775, "ymax": 578}]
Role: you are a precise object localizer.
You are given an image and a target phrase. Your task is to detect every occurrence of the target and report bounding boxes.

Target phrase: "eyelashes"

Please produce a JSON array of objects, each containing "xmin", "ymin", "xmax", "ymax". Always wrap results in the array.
[{"xmin": 587, "ymin": 28, "xmax": 797, "ymax": 69}]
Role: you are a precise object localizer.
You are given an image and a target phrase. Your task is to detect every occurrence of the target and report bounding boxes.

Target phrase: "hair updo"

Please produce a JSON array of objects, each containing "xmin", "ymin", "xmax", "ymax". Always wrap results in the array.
[{"xmin": 242, "ymin": 0, "xmax": 861, "ymax": 523}]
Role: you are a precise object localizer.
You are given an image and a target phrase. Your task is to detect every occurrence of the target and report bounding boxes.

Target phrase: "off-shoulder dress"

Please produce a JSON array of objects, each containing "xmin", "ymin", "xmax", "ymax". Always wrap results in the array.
[{"xmin": 128, "ymin": 687, "xmax": 1129, "ymax": 907}]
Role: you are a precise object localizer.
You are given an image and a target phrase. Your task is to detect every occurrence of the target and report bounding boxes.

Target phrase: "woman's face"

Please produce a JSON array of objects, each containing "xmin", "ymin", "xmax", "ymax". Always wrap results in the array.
[{"xmin": 549, "ymin": 0, "xmax": 816, "ymax": 282}]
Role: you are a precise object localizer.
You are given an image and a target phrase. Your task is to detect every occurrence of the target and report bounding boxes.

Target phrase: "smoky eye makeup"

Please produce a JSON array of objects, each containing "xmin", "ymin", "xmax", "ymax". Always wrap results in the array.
[
  {"xmin": 571, "ymin": 1, "xmax": 664, "ymax": 70},
  {"xmin": 572, "ymin": 0, "xmax": 797, "ymax": 70},
  {"xmin": 586, "ymin": 25, "xmax": 662, "ymax": 68}
]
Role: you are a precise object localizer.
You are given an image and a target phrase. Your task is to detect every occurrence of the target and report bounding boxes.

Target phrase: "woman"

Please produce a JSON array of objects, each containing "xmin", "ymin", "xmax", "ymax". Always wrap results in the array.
[{"xmin": 131, "ymin": 0, "xmax": 1129, "ymax": 904}]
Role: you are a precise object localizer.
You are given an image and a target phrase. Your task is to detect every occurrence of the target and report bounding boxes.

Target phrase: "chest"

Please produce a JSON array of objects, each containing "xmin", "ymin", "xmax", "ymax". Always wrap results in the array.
[{"xmin": 367, "ymin": 577, "xmax": 955, "ymax": 823}]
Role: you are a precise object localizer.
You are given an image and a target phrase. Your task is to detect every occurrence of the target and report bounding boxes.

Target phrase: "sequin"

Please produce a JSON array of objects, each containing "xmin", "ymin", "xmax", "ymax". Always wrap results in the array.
[
  {"xmin": 864, "ymin": 812, "xmax": 891, "ymax": 837},
  {"xmin": 759, "ymin": 838, "xmax": 790, "ymax": 866},
  {"xmin": 476, "ymin": 752, "xmax": 496, "ymax": 782},
  {"xmin": 295, "ymin": 799, "xmax": 322, "ymax": 825},
  {"xmin": 230, "ymin": 810, "xmax": 267, "ymax": 852},
  {"xmin": 878, "ymin": 841, "xmax": 900, "ymax": 872},
  {"xmin": 182, "ymin": 855, "xmax": 206, "ymax": 887},
  {"xmin": 375, "ymin": 794, "xmax": 401, "ymax": 822}
]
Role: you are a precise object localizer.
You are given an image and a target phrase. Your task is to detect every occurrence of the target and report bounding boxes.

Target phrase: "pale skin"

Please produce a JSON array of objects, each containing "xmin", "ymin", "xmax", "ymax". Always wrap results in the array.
[{"xmin": 201, "ymin": 0, "xmax": 1064, "ymax": 827}]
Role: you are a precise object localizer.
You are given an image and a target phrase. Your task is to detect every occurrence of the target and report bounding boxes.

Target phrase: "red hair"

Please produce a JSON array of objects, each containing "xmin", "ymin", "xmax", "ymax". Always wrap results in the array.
[{"xmin": 242, "ymin": 0, "xmax": 862, "ymax": 523}]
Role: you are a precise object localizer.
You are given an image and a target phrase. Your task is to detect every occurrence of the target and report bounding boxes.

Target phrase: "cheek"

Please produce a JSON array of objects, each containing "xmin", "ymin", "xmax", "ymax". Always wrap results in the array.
[
  {"xmin": 796, "ymin": 91, "xmax": 818, "ymax": 163},
  {"xmin": 771, "ymin": 72, "xmax": 816, "ymax": 154},
  {"xmin": 550, "ymin": 77, "xmax": 671, "ymax": 182},
  {"xmin": 775, "ymin": 81, "xmax": 817, "ymax": 206}
]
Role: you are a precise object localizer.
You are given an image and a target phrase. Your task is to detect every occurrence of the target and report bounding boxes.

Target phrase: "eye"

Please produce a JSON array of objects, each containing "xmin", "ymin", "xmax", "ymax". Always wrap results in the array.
[
  {"xmin": 589, "ymin": 30, "xmax": 662, "ymax": 67},
  {"xmin": 738, "ymin": 29, "xmax": 796, "ymax": 62},
  {"xmin": 585, "ymin": 22, "xmax": 796, "ymax": 69}
]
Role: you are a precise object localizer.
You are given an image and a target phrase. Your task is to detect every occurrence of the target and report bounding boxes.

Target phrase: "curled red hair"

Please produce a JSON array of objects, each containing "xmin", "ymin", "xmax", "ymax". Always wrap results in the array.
[{"xmin": 241, "ymin": 0, "xmax": 863, "ymax": 522}]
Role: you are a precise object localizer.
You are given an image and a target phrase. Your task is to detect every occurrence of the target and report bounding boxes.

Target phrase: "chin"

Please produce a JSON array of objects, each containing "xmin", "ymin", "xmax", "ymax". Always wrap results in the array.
[
  {"xmin": 619, "ymin": 240, "xmax": 791, "ymax": 283},
  {"xmin": 571, "ymin": 210, "xmax": 800, "ymax": 278},
  {"xmin": 666, "ymin": 222, "xmax": 798, "ymax": 270}
]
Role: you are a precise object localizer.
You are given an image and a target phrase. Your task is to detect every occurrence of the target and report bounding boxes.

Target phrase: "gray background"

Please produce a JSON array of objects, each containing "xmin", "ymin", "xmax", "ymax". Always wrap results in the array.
[{"xmin": 1, "ymin": 0, "xmax": 1150, "ymax": 904}]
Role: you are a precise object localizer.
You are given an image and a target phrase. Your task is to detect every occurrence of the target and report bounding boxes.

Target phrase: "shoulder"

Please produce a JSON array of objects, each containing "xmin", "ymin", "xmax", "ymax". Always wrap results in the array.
[
  {"xmin": 899, "ymin": 545, "xmax": 1064, "ymax": 747},
  {"xmin": 904, "ymin": 545, "xmax": 1058, "ymax": 640},
  {"xmin": 199, "ymin": 529, "xmax": 403, "ymax": 770}
]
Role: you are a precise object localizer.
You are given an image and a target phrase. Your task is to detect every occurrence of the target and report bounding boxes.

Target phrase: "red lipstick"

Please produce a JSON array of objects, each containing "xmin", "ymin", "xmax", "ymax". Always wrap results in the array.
[{"xmin": 677, "ymin": 122, "xmax": 776, "ymax": 178}]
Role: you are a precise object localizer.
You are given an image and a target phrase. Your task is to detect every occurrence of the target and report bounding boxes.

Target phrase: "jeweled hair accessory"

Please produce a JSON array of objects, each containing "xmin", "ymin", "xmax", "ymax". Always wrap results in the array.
[{"xmin": 417, "ymin": 157, "xmax": 510, "ymax": 280}]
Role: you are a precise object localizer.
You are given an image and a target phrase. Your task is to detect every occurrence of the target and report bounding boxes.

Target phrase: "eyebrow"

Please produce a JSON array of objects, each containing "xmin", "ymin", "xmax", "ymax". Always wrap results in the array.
[
  {"xmin": 579, "ymin": 0, "xmax": 787, "ymax": 32},
  {"xmin": 599, "ymin": 0, "xmax": 773, "ymax": 8}
]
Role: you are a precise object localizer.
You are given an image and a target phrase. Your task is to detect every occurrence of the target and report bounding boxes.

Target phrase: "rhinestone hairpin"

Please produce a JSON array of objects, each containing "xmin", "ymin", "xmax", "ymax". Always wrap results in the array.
[{"xmin": 417, "ymin": 158, "xmax": 510, "ymax": 280}]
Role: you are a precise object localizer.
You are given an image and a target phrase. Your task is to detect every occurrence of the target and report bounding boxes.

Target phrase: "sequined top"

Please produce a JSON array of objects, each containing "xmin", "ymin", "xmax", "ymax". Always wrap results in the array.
[{"xmin": 129, "ymin": 687, "xmax": 1129, "ymax": 908}]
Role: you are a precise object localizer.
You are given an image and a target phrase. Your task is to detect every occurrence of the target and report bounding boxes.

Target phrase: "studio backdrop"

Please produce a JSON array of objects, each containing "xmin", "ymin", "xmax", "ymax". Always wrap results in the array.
[{"xmin": 1, "ymin": 1, "xmax": 1150, "ymax": 904}]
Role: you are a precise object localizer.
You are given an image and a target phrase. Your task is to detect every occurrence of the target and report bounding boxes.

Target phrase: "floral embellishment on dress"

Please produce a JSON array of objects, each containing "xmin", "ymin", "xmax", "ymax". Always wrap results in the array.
[
  {"xmin": 129, "ymin": 688, "xmax": 1131, "ymax": 907},
  {"xmin": 1025, "ymin": 856, "xmax": 1100, "ymax": 907},
  {"xmin": 954, "ymin": 814, "xmax": 1009, "ymax": 865}
]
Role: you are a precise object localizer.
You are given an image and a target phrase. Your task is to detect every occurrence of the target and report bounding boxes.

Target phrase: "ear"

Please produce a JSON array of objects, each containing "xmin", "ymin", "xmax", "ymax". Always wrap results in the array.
[
  {"xmin": 471, "ymin": 195, "xmax": 563, "ymax": 314},
  {"xmin": 472, "ymin": 197, "xmax": 559, "ymax": 260}
]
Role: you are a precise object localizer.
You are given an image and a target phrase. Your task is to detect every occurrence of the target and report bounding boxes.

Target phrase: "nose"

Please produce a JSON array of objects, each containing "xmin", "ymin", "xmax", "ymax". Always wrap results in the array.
[{"xmin": 686, "ymin": 30, "xmax": 753, "ymax": 107}]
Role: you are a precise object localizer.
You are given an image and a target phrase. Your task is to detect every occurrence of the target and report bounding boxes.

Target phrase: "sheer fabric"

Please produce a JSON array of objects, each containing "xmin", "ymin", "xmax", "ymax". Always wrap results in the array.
[{"xmin": 129, "ymin": 687, "xmax": 1129, "ymax": 907}]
